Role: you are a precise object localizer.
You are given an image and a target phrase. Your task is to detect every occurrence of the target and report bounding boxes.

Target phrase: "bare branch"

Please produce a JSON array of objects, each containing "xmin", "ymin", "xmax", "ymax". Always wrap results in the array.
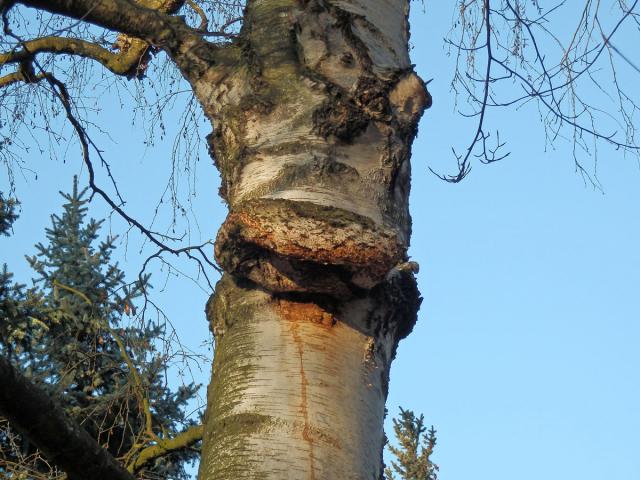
[
  {"xmin": 186, "ymin": 0, "xmax": 208, "ymax": 31},
  {"xmin": 129, "ymin": 424, "xmax": 203, "ymax": 473},
  {"xmin": 439, "ymin": 0, "xmax": 640, "ymax": 184},
  {"xmin": 0, "ymin": 35, "xmax": 151, "ymax": 77},
  {"xmin": 16, "ymin": 0, "xmax": 190, "ymax": 48},
  {"xmin": 0, "ymin": 44, "xmax": 221, "ymax": 285},
  {"xmin": 431, "ymin": 0, "xmax": 497, "ymax": 182},
  {"xmin": 43, "ymin": 72, "xmax": 222, "ymax": 283}
]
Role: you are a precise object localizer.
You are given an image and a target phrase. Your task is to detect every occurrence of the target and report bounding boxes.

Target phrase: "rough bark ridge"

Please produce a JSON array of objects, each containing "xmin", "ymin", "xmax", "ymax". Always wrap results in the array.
[{"xmin": 189, "ymin": 0, "xmax": 430, "ymax": 478}]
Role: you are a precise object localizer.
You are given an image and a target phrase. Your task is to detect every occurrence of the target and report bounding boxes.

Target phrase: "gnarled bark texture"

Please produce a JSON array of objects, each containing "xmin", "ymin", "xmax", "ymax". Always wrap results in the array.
[{"xmin": 190, "ymin": 0, "xmax": 429, "ymax": 478}]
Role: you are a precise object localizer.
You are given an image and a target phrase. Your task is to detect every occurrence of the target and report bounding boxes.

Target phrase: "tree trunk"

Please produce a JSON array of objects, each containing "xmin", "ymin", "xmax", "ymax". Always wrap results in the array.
[
  {"xmin": 4, "ymin": 0, "xmax": 426, "ymax": 476},
  {"xmin": 184, "ymin": 0, "xmax": 429, "ymax": 477}
]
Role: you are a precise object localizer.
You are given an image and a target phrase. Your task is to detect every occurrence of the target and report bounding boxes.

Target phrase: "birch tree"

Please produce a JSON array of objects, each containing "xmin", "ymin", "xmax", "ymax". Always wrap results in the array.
[{"xmin": 0, "ymin": 0, "xmax": 638, "ymax": 479}]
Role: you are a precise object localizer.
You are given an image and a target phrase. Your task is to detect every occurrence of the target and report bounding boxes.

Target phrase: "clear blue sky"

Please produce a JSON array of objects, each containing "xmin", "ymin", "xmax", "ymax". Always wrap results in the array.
[{"xmin": 2, "ymin": 3, "xmax": 639, "ymax": 480}]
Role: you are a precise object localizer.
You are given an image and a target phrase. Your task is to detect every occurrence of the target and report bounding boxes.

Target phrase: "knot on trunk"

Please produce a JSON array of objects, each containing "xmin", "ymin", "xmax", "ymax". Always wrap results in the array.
[
  {"xmin": 214, "ymin": 198, "xmax": 405, "ymax": 298},
  {"xmin": 389, "ymin": 73, "xmax": 432, "ymax": 124}
]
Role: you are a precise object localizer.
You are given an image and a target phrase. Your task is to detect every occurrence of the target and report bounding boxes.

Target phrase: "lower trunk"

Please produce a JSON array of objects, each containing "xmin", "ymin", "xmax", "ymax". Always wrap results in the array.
[{"xmin": 200, "ymin": 274, "xmax": 419, "ymax": 479}]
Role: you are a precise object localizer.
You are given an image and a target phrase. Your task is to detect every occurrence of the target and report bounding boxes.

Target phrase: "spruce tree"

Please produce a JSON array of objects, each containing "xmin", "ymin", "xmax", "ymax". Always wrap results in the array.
[
  {"xmin": 0, "ymin": 181, "xmax": 200, "ymax": 479},
  {"xmin": 0, "ymin": 194, "xmax": 44, "ymax": 478},
  {"xmin": 0, "ymin": 194, "xmax": 45, "ymax": 366},
  {"xmin": 0, "ymin": 194, "xmax": 18, "ymax": 237},
  {"xmin": 385, "ymin": 408, "xmax": 439, "ymax": 480}
]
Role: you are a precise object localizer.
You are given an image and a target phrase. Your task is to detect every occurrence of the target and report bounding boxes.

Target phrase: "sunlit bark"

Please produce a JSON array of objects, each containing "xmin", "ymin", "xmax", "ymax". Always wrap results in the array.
[{"xmin": 191, "ymin": 0, "xmax": 429, "ymax": 477}]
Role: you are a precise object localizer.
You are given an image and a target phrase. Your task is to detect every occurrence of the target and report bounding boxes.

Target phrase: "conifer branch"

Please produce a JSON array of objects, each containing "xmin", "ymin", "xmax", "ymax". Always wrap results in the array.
[{"xmin": 386, "ymin": 408, "xmax": 438, "ymax": 480}]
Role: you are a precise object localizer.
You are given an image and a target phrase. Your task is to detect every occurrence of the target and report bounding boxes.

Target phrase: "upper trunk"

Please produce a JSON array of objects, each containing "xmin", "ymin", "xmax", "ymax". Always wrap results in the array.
[{"xmin": 176, "ymin": 0, "xmax": 429, "ymax": 477}]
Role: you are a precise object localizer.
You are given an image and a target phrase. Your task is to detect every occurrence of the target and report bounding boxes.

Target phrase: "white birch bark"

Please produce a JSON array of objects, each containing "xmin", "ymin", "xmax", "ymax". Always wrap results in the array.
[{"xmin": 189, "ymin": 0, "xmax": 430, "ymax": 477}]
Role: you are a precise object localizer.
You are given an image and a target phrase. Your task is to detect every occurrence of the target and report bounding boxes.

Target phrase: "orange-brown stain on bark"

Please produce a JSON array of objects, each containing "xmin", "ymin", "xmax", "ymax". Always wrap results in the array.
[
  {"xmin": 289, "ymin": 311, "xmax": 315, "ymax": 479},
  {"xmin": 276, "ymin": 301, "xmax": 335, "ymax": 328},
  {"xmin": 276, "ymin": 300, "xmax": 338, "ymax": 480}
]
